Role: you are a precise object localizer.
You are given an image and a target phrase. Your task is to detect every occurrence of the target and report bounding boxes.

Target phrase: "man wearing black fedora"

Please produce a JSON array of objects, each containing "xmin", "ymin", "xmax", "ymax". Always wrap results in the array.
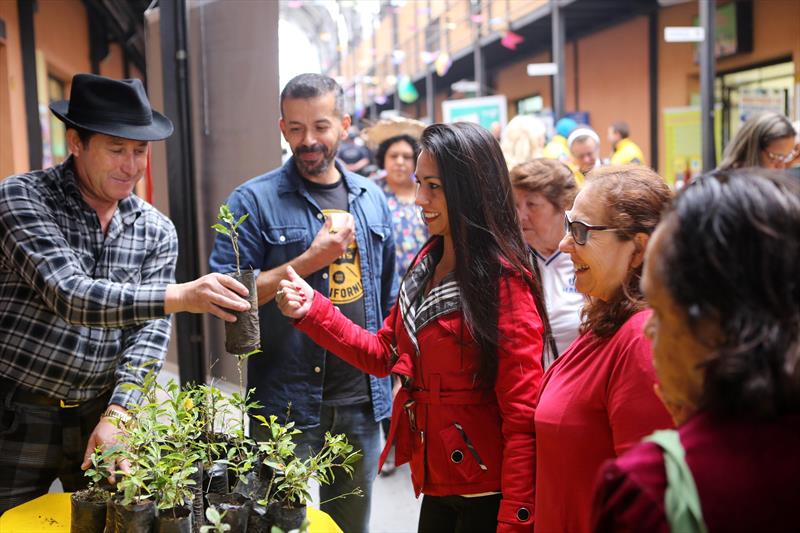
[{"xmin": 0, "ymin": 73, "xmax": 251, "ymax": 512}]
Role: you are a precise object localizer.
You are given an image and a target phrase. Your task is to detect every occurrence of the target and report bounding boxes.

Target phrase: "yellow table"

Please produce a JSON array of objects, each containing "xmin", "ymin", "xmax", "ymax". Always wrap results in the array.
[{"xmin": 0, "ymin": 493, "xmax": 342, "ymax": 533}]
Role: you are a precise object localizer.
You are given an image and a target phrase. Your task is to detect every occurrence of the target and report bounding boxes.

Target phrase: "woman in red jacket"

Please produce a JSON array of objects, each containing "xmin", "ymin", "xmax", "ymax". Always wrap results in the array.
[{"xmin": 276, "ymin": 122, "xmax": 547, "ymax": 532}]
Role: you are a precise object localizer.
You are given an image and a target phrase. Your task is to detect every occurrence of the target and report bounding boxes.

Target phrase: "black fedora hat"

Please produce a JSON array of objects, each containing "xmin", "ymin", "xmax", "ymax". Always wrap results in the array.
[{"xmin": 50, "ymin": 73, "xmax": 174, "ymax": 141}]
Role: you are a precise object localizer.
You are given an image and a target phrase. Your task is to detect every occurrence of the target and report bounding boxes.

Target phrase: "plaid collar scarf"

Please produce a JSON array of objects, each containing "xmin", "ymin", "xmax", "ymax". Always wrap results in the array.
[{"xmin": 399, "ymin": 246, "xmax": 461, "ymax": 355}]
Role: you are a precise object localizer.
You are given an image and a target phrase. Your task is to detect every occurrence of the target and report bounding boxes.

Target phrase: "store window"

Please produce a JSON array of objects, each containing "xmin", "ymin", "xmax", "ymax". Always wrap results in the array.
[
  {"xmin": 516, "ymin": 94, "xmax": 543, "ymax": 115},
  {"xmin": 715, "ymin": 60, "xmax": 794, "ymax": 146}
]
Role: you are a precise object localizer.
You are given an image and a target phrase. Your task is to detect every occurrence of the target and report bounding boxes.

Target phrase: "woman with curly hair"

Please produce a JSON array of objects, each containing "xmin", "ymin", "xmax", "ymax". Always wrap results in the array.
[{"xmin": 534, "ymin": 165, "xmax": 674, "ymax": 532}]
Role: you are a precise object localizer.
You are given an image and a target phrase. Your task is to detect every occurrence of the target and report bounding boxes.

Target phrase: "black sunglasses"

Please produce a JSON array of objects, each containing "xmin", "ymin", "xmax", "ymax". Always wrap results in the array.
[{"xmin": 564, "ymin": 213, "xmax": 616, "ymax": 245}]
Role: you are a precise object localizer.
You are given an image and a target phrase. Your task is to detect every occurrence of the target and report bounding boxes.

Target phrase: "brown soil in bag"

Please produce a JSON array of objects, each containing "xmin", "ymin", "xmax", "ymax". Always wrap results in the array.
[{"xmin": 224, "ymin": 270, "xmax": 260, "ymax": 355}]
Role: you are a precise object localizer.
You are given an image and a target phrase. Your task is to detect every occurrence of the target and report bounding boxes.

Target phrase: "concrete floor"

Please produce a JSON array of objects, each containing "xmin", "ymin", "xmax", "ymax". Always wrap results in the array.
[
  {"xmin": 368, "ymin": 462, "xmax": 421, "ymax": 533},
  {"xmin": 301, "ymin": 458, "xmax": 421, "ymax": 532}
]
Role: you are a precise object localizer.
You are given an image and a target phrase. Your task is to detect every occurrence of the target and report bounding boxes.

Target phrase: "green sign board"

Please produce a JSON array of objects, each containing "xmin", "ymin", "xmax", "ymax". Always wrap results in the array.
[{"xmin": 442, "ymin": 95, "xmax": 508, "ymax": 130}]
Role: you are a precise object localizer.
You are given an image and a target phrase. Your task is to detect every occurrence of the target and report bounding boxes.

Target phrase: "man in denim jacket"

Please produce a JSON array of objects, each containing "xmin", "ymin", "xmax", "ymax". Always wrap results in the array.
[{"xmin": 209, "ymin": 74, "xmax": 396, "ymax": 532}]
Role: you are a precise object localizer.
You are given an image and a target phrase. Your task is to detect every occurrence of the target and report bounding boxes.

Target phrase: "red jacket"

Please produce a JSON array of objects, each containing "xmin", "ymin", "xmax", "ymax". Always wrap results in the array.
[{"xmin": 295, "ymin": 241, "xmax": 544, "ymax": 531}]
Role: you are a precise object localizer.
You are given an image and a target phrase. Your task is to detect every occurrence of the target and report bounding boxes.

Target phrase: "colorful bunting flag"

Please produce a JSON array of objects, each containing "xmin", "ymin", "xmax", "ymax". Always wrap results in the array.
[
  {"xmin": 421, "ymin": 50, "xmax": 438, "ymax": 65},
  {"xmin": 397, "ymin": 76, "xmax": 419, "ymax": 103},
  {"xmin": 500, "ymin": 30, "xmax": 524, "ymax": 50}
]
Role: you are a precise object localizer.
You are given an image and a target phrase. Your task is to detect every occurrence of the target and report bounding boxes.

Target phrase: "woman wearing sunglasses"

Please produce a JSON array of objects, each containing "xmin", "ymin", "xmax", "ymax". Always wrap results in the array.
[
  {"xmin": 533, "ymin": 165, "xmax": 674, "ymax": 533},
  {"xmin": 717, "ymin": 111, "xmax": 797, "ymax": 171},
  {"xmin": 276, "ymin": 122, "xmax": 547, "ymax": 532}
]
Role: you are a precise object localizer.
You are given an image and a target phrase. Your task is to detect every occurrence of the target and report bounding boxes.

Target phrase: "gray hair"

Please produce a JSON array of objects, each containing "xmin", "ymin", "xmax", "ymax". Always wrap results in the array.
[
  {"xmin": 718, "ymin": 112, "xmax": 796, "ymax": 170},
  {"xmin": 280, "ymin": 73, "xmax": 346, "ymax": 117}
]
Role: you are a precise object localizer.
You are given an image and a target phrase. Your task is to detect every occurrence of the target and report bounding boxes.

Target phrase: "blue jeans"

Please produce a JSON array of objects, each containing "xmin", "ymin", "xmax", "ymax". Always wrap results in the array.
[{"xmin": 252, "ymin": 402, "xmax": 381, "ymax": 533}]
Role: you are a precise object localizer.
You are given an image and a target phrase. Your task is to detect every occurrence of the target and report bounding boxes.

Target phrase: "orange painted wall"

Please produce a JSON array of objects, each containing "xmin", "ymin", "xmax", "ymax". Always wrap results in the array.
[
  {"xmin": 0, "ymin": 1, "xmax": 29, "ymax": 176},
  {"xmin": 34, "ymin": 0, "xmax": 91, "ymax": 80},
  {"xmin": 576, "ymin": 16, "xmax": 650, "ymax": 162},
  {"xmin": 1, "ymin": 0, "xmax": 133, "ymax": 176},
  {"xmin": 493, "ymin": 17, "xmax": 650, "ymax": 163},
  {"xmin": 494, "ymin": 49, "xmax": 553, "ymax": 120}
]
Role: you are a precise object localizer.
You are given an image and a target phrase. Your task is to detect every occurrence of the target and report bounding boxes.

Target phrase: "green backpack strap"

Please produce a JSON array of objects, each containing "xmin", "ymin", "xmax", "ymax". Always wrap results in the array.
[{"xmin": 643, "ymin": 429, "xmax": 709, "ymax": 533}]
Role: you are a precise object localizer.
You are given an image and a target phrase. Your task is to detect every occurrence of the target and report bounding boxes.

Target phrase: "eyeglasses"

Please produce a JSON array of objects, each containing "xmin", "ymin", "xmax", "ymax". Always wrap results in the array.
[
  {"xmin": 763, "ymin": 147, "xmax": 799, "ymax": 164},
  {"xmin": 564, "ymin": 213, "xmax": 616, "ymax": 245}
]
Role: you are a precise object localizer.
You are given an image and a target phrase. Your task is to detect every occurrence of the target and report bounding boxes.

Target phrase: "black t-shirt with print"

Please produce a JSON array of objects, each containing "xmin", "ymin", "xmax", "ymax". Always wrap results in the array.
[{"xmin": 303, "ymin": 177, "xmax": 371, "ymax": 405}]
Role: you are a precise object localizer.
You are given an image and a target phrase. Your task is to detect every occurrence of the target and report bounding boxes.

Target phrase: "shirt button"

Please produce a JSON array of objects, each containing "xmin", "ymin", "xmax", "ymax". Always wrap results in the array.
[
  {"xmin": 317, "ymin": 213, "xmax": 323, "ymax": 220},
  {"xmin": 322, "ymin": 273, "xmax": 328, "ymax": 279},
  {"xmin": 279, "ymin": 235, "xmax": 286, "ymax": 242},
  {"xmin": 314, "ymin": 366, "xmax": 321, "ymax": 373}
]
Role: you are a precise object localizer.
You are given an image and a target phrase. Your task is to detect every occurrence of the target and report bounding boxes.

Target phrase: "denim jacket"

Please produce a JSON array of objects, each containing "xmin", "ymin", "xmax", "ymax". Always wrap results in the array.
[{"xmin": 209, "ymin": 157, "xmax": 397, "ymax": 428}]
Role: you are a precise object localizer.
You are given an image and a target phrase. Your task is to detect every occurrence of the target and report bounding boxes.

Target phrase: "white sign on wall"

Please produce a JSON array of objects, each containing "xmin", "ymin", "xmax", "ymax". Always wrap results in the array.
[
  {"xmin": 664, "ymin": 26, "xmax": 705, "ymax": 42},
  {"xmin": 526, "ymin": 63, "xmax": 558, "ymax": 76}
]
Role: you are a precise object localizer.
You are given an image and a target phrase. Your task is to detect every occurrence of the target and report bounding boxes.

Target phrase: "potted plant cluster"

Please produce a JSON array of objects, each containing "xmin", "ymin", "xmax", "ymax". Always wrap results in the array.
[
  {"xmin": 258, "ymin": 417, "xmax": 363, "ymax": 532},
  {"xmin": 101, "ymin": 371, "xmax": 203, "ymax": 533},
  {"xmin": 73, "ymin": 366, "xmax": 362, "ymax": 532}
]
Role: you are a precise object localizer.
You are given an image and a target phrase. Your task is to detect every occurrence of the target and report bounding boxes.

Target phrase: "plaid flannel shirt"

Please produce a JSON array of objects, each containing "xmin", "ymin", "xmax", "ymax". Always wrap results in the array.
[{"xmin": 0, "ymin": 157, "xmax": 178, "ymax": 407}]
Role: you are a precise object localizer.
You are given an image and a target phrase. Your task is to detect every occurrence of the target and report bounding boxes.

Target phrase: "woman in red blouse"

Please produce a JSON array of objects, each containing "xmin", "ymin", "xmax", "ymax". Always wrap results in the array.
[
  {"xmin": 534, "ymin": 165, "xmax": 674, "ymax": 533},
  {"xmin": 592, "ymin": 169, "xmax": 800, "ymax": 532},
  {"xmin": 276, "ymin": 122, "xmax": 548, "ymax": 532}
]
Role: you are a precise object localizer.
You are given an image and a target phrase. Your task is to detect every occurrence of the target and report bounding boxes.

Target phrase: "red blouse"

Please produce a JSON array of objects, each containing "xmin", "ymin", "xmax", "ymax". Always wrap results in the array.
[
  {"xmin": 534, "ymin": 310, "xmax": 673, "ymax": 533},
  {"xmin": 592, "ymin": 411, "xmax": 800, "ymax": 533}
]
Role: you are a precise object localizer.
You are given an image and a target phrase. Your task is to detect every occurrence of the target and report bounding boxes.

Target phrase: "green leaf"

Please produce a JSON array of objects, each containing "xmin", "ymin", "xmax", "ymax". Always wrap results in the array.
[
  {"xmin": 211, "ymin": 224, "xmax": 230, "ymax": 236},
  {"xmin": 233, "ymin": 213, "xmax": 249, "ymax": 230},
  {"xmin": 206, "ymin": 506, "xmax": 221, "ymax": 523}
]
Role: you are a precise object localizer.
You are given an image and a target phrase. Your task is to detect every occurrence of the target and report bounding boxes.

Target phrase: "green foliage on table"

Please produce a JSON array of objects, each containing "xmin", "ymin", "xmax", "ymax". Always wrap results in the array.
[
  {"xmin": 112, "ymin": 373, "xmax": 201, "ymax": 508},
  {"xmin": 257, "ymin": 415, "xmax": 363, "ymax": 509},
  {"xmin": 85, "ymin": 358, "xmax": 364, "ymax": 525}
]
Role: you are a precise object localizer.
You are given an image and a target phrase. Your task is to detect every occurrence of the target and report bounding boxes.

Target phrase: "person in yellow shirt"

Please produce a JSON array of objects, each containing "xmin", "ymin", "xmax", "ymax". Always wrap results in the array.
[
  {"xmin": 544, "ymin": 118, "xmax": 577, "ymax": 163},
  {"xmin": 608, "ymin": 121, "xmax": 646, "ymax": 166}
]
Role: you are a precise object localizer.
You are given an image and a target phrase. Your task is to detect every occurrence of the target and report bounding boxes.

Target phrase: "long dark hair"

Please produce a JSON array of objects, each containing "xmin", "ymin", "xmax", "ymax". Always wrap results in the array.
[
  {"xmin": 658, "ymin": 169, "xmax": 800, "ymax": 417},
  {"xmin": 420, "ymin": 122, "xmax": 550, "ymax": 383},
  {"xmin": 579, "ymin": 165, "xmax": 672, "ymax": 338}
]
